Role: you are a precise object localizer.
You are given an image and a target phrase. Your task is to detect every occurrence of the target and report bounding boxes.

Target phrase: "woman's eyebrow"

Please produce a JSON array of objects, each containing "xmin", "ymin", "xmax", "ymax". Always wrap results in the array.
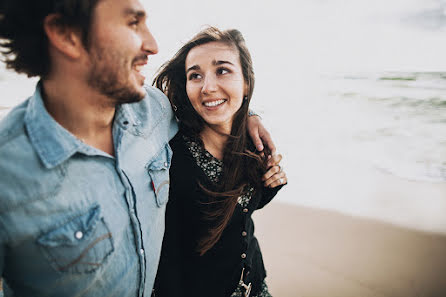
[
  {"xmin": 186, "ymin": 65, "xmax": 200, "ymax": 74},
  {"xmin": 186, "ymin": 60, "xmax": 235, "ymax": 74},
  {"xmin": 213, "ymin": 60, "xmax": 234, "ymax": 66}
]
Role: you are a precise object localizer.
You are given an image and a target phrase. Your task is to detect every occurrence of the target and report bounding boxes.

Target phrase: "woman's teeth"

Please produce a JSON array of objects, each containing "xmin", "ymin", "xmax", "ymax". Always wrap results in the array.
[{"xmin": 204, "ymin": 99, "xmax": 226, "ymax": 107}]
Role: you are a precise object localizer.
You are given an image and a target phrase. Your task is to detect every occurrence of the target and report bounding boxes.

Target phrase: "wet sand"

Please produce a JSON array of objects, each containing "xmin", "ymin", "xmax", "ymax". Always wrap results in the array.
[{"xmin": 253, "ymin": 202, "xmax": 446, "ymax": 297}]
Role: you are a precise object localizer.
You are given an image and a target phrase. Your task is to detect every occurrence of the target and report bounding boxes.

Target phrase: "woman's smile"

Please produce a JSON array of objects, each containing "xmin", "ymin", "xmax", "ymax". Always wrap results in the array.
[
  {"xmin": 202, "ymin": 99, "xmax": 227, "ymax": 108},
  {"xmin": 185, "ymin": 41, "xmax": 247, "ymax": 133}
]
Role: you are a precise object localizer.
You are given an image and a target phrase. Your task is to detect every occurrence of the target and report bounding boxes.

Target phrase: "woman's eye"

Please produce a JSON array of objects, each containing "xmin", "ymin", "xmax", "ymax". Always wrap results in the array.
[
  {"xmin": 188, "ymin": 73, "xmax": 202, "ymax": 80},
  {"xmin": 217, "ymin": 68, "xmax": 230, "ymax": 75}
]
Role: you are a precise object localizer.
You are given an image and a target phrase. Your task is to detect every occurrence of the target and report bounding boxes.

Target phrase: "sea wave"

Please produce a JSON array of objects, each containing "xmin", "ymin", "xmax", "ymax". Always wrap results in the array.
[
  {"xmin": 403, "ymin": 4, "xmax": 446, "ymax": 30},
  {"xmin": 323, "ymin": 72, "xmax": 446, "ymax": 183}
]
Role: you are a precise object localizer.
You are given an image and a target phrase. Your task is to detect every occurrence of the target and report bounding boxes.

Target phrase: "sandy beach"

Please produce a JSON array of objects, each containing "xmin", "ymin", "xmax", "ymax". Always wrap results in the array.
[
  {"xmin": 254, "ymin": 201, "xmax": 446, "ymax": 297},
  {"xmin": 2, "ymin": 202, "xmax": 446, "ymax": 297},
  {"xmin": 1, "ymin": 200, "xmax": 446, "ymax": 297}
]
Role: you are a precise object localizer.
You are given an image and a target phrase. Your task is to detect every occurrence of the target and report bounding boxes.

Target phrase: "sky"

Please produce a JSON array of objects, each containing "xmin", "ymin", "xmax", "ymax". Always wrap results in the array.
[{"xmin": 141, "ymin": 0, "xmax": 446, "ymax": 77}]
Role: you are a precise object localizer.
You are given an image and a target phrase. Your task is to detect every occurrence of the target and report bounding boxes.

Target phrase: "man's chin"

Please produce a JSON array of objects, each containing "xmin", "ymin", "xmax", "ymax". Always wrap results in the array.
[
  {"xmin": 122, "ymin": 90, "xmax": 145, "ymax": 104},
  {"xmin": 107, "ymin": 87, "xmax": 146, "ymax": 105},
  {"xmin": 134, "ymin": 85, "xmax": 146, "ymax": 101},
  {"xmin": 129, "ymin": 79, "xmax": 146, "ymax": 101}
]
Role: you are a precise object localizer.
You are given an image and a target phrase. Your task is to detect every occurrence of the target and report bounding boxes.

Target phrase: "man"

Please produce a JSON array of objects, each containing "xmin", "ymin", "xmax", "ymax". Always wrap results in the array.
[{"xmin": 0, "ymin": 0, "xmax": 275, "ymax": 296}]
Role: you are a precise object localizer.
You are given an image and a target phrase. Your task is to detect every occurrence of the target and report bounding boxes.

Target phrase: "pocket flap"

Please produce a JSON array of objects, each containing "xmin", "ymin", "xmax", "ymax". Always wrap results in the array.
[
  {"xmin": 36, "ymin": 205, "xmax": 114, "ymax": 274},
  {"xmin": 38, "ymin": 205, "xmax": 101, "ymax": 247},
  {"xmin": 147, "ymin": 144, "xmax": 172, "ymax": 171},
  {"xmin": 147, "ymin": 145, "xmax": 172, "ymax": 207}
]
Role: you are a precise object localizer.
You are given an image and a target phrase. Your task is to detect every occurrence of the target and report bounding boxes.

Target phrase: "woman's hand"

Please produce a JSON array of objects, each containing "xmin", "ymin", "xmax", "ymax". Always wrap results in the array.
[{"xmin": 262, "ymin": 153, "xmax": 287, "ymax": 188}]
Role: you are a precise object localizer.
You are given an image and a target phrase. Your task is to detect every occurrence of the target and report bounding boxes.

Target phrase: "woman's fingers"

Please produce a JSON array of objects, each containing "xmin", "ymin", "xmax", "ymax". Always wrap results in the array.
[
  {"xmin": 262, "ymin": 164, "xmax": 281, "ymax": 181},
  {"xmin": 267, "ymin": 153, "xmax": 282, "ymax": 168},
  {"xmin": 262, "ymin": 153, "xmax": 286, "ymax": 188},
  {"xmin": 264, "ymin": 170, "xmax": 287, "ymax": 188}
]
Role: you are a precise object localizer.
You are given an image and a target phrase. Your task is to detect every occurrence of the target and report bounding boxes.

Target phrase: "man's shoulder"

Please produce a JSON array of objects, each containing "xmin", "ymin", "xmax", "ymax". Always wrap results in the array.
[
  {"xmin": 123, "ymin": 85, "xmax": 170, "ymax": 116},
  {"xmin": 123, "ymin": 85, "xmax": 178, "ymax": 141},
  {"xmin": 0, "ymin": 99, "xmax": 29, "ymax": 148},
  {"xmin": 142, "ymin": 84, "xmax": 172, "ymax": 115},
  {"xmin": 0, "ymin": 99, "xmax": 58, "ymax": 212},
  {"xmin": 144, "ymin": 84, "xmax": 170, "ymax": 103}
]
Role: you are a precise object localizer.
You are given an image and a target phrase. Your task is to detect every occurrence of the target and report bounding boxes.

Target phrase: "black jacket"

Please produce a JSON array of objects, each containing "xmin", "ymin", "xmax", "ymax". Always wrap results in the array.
[{"xmin": 154, "ymin": 132, "xmax": 281, "ymax": 297}]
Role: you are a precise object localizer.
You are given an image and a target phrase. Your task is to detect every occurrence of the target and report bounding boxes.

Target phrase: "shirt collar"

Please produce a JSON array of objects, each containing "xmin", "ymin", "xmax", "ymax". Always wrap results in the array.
[
  {"xmin": 24, "ymin": 83, "xmax": 85, "ymax": 169},
  {"xmin": 24, "ymin": 82, "xmax": 148, "ymax": 169}
]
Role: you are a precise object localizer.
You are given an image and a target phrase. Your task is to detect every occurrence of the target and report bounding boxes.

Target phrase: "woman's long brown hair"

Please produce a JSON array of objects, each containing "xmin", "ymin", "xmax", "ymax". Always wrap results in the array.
[{"xmin": 153, "ymin": 27, "xmax": 267, "ymax": 256}]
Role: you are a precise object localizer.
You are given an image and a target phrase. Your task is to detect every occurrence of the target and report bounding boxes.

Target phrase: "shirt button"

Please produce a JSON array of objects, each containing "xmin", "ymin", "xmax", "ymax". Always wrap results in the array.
[
  {"xmin": 242, "ymin": 231, "xmax": 247, "ymax": 237},
  {"xmin": 243, "ymin": 208, "xmax": 249, "ymax": 213},
  {"xmin": 164, "ymin": 162, "xmax": 168, "ymax": 167},
  {"xmin": 140, "ymin": 248, "xmax": 145, "ymax": 255},
  {"xmin": 241, "ymin": 253, "xmax": 247, "ymax": 259},
  {"xmin": 123, "ymin": 120, "xmax": 129, "ymax": 125},
  {"xmin": 75, "ymin": 231, "xmax": 83, "ymax": 240}
]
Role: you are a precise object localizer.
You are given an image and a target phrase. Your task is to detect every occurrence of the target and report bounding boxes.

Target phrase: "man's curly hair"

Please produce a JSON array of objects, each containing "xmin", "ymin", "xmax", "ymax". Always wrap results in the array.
[{"xmin": 0, "ymin": 0, "xmax": 100, "ymax": 78}]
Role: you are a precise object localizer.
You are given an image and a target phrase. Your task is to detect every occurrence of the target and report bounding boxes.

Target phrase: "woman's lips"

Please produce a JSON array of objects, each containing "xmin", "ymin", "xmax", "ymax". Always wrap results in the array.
[{"xmin": 203, "ymin": 99, "xmax": 226, "ymax": 107}]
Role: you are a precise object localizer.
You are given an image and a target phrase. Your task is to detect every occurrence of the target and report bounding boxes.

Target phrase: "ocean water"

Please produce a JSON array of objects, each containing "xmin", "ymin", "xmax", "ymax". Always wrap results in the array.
[
  {"xmin": 323, "ymin": 72, "xmax": 446, "ymax": 183},
  {"xmin": 0, "ymin": 0, "xmax": 445, "ymax": 231}
]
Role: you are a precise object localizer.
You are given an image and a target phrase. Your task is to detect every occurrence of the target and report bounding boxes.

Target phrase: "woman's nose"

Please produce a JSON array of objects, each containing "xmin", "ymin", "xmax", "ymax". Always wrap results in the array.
[{"xmin": 201, "ymin": 75, "xmax": 218, "ymax": 94}]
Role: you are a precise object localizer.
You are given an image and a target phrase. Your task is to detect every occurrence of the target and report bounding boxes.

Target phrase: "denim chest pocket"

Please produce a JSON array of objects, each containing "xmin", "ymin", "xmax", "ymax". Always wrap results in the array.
[
  {"xmin": 37, "ymin": 205, "xmax": 114, "ymax": 274},
  {"xmin": 147, "ymin": 144, "xmax": 172, "ymax": 207}
]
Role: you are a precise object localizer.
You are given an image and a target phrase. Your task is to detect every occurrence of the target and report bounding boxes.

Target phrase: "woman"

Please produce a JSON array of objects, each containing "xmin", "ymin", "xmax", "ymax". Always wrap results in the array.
[{"xmin": 153, "ymin": 27, "xmax": 287, "ymax": 297}]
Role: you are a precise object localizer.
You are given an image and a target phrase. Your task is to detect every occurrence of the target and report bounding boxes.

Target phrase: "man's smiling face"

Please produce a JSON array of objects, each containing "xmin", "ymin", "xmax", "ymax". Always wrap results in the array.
[{"xmin": 86, "ymin": 0, "xmax": 159, "ymax": 104}]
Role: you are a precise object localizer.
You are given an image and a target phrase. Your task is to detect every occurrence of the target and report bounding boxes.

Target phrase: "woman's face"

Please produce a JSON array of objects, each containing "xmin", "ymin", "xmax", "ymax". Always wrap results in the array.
[{"xmin": 185, "ymin": 41, "xmax": 247, "ymax": 133}]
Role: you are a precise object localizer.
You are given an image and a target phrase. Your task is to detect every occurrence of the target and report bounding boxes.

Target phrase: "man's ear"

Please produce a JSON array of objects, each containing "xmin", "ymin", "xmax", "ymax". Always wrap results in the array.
[{"xmin": 43, "ymin": 14, "xmax": 83, "ymax": 59}]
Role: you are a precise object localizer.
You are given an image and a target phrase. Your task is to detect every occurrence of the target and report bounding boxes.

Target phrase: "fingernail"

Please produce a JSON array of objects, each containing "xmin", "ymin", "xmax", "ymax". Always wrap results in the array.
[{"xmin": 257, "ymin": 145, "xmax": 263, "ymax": 151}]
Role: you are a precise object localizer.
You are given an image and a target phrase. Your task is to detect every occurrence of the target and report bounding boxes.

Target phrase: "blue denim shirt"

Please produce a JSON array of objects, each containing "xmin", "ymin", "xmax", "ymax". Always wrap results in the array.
[{"xmin": 0, "ymin": 83, "xmax": 178, "ymax": 297}]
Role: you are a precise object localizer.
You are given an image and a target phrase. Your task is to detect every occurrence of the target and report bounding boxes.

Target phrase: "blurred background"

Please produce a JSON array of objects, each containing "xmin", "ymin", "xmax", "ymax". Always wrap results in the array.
[{"xmin": 1, "ymin": 0, "xmax": 446, "ymax": 295}]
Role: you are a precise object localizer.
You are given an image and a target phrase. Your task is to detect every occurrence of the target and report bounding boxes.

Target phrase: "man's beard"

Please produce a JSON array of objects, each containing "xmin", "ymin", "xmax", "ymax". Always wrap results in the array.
[{"xmin": 87, "ymin": 48, "xmax": 146, "ymax": 105}]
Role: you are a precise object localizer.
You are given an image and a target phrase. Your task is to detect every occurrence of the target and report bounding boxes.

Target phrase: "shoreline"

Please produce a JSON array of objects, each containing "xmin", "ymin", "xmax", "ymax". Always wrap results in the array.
[
  {"xmin": 276, "ymin": 155, "xmax": 446, "ymax": 235},
  {"xmin": 253, "ymin": 201, "xmax": 446, "ymax": 297}
]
